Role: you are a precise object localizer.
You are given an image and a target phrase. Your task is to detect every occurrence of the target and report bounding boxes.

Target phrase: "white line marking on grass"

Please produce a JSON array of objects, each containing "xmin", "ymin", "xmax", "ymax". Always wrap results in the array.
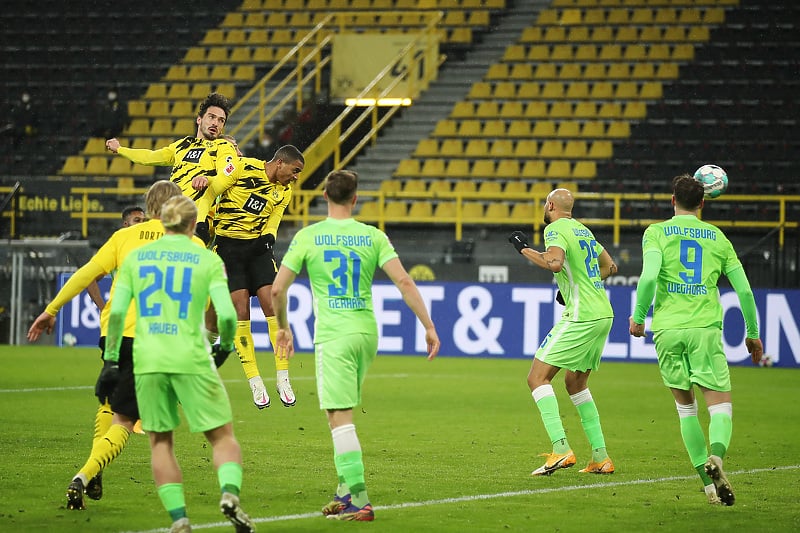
[{"xmin": 123, "ymin": 464, "xmax": 800, "ymax": 533}]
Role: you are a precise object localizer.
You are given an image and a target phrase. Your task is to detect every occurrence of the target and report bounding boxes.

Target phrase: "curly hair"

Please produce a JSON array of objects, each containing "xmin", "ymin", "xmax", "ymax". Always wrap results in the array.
[{"xmin": 198, "ymin": 92, "xmax": 231, "ymax": 121}]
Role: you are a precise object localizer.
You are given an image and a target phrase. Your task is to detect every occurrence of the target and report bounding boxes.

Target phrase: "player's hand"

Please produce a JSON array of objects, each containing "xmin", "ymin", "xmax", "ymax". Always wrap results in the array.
[
  {"xmin": 27, "ymin": 311, "xmax": 56, "ymax": 342},
  {"xmin": 263, "ymin": 234, "xmax": 275, "ymax": 251},
  {"xmin": 508, "ymin": 231, "xmax": 530, "ymax": 254},
  {"xmin": 195, "ymin": 221, "xmax": 210, "ymax": 244},
  {"xmin": 105, "ymin": 138, "xmax": 120, "ymax": 153},
  {"xmin": 425, "ymin": 326, "xmax": 440, "ymax": 361},
  {"xmin": 628, "ymin": 316, "xmax": 646, "ymax": 337},
  {"xmin": 555, "ymin": 290, "xmax": 565, "ymax": 306},
  {"xmin": 95, "ymin": 360, "xmax": 120, "ymax": 403},
  {"xmin": 275, "ymin": 328, "xmax": 295, "ymax": 360},
  {"xmin": 212, "ymin": 344, "xmax": 236, "ymax": 368},
  {"xmin": 191, "ymin": 175, "xmax": 209, "ymax": 190},
  {"xmin": 746, "ymin": 337, "xmax": 764, "ymax": 365}
]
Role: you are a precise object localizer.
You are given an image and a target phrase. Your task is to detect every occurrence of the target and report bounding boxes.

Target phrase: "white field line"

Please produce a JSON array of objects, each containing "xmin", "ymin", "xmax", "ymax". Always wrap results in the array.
[{"xmin": 122, "ymin": 464, "xmax": 800, "ymax": 533}]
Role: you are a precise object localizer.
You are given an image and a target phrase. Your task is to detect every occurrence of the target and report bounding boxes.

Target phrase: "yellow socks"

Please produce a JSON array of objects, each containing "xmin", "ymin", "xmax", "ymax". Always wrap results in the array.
[{"xmin": 234, "ymin": 320, "xmax": 261, "ymax": 379}]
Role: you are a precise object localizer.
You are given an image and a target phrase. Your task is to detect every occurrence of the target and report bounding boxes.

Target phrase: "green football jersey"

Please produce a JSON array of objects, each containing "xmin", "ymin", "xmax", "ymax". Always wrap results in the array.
[
  {"xmin": 114, "ymin": 234, "xmax": 230, "ymax": 374},
  {"xmin": 642, "ymin": 214, "xmax": 741, "ymax": 331},
  {"xmin": 281, "ymin": 217, "xmax": 399, "ymax": 343},
  {"xmin": 543, "ymin": 217, "xmax": 613, "ymax": 322}
]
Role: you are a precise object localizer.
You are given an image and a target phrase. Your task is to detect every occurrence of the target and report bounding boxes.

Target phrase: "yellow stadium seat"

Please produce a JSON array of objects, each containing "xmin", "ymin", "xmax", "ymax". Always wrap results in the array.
[
  {"xmin": 446, "ymin": 160, "xmax": 471, "ymax": 179},
  {"xmin": 490, "ymin": 139, "xmax": 514, "ymax": 158},
  {"xmin": 435, "ymin": 201, "xmax": 456, "ymax": 219},
  {"xmin": 502, "ymin": 45, "xmax": 527, "ymax": 62},
  {"xmin": 563, "ymin": 140, "xmax": 588, "ymax": 158},
  {"xmin": 605, "ymin": 121, "xmax": 630, "ymax": 138},
  {"xmin": 246, "ymin": 12, "xmax": 269, "ymax": 26},
  {"xmin": 520, "ymin": 27, "xmax": 543, "ymax": 42},
  {"xmin": 408, "ymin": 201, "xmax": 433, "ymax": 219},
  {"xmin": 516, "ymin": 83, "xmax": 539, "ymax": 100},
  {"xmin": 572, "ymin": 161, "xmax": 597, "ymax": 179},
  {"xmin": 631, "ymin": 63, "xmax": 655, "ymax": 79},
  {"xmin": 108, "ymin": 158, "xmax": 136, "ymax": 176},
  {"xmin": 170, "ymin": 101, "xmax": 194, "ymax": 118},
  {"xmin": 451, "ymin": 101, "xmax": 475, "ymax": 119},
  {"xmin": 556, "ymin": 121, "xmax": 580, "ymax": 138},
  {"xmin": 150, "ymin": 119, "xmax": 174, "ymax": 137},
  {"xmin": 539, "ymin": 140, "xmax": 564, "ymax": 158},
  {"xmin": 394, "ymin": 159, "xmax": 420, "ymax": 177},
  {"xmin": 421, "ymin": 159, "xmax": 446, "ymax": 178},
  {"xmin": 521, "ymin": 160, "xmax": 546, "ymax": 179},
  {"xmin": 458, "ymin": 120, "xmax": 483, "ymax": 137},
  {"xmin": 514, "ymin": 139, "xmax": 538, "ymax": 157},
  {"xmin": 183, "ymin": 47, "xmax": 206, "ymax": 63},
  {"xmin": 672, "ymin": 44, "xmax": 695, "ymax": 61},
  {"xmin": 598, "ymin": 44, "xmax": 622, "ymax": 61},
  {"xmin": 530, "ymin": 181, "xmax": 552, "ymax": 198},
  {"xmin": 146, "ymin": 100, "xmax": 170, "ymax": 117},
  {"xmin": 251, "ymin": 47, "xmax": 274, "ymax": 63},
  {"xmin": 233, "ymin": 65, "xmax": 256, "ymax": 81},
  {"xmin": 573, "ymin": 102, "xmax": 596, "ymax": 119},
  {"xmin": 225, "ymin": 30, "xmax": 248, "ymax": 45},
  {"xmin": 164, "ymin": 65, "xmax": 188, "ymax": 81},
  {"xmin": 403, "ymin": 180, "xmax": 427, "ymax": 193},
  {"xmin": 414, "ymin": 139, "xmax": 440, "ymax": 157},
  {"xmin": 504, "ymin": 181, "xmax": 528, "ymax": 195},
  {"xmin": 493, "ymin": 82, "xmax": 517, "ymax": 99},
  {"xmin": 289, "ymin": 12, "xmax": 311, "ymax": 27},
  {"xmin": 533, "ymin": 64, "xmax": 557, "ymax": 80},
  {"xmin": 476, "ymin": 101, "xmax": 500, "ymax": 118},
  {"xmin": 357, "ymin": 201, "xmax": 380, "ymax": 219},
  {"xmin": 510, "ymin": 202, "xmax": 535, "ymax": 220},
  {"xmin": 606, "ymin": 63, "xmax": 630, "ymax": 80},
  {"xmin": 126, "ymin": 118, "xmax": 151, "ymax": 136},
  {"xmin": 588, "ymin": 140, "xmax": 613, "ymax": 158},
  {"xmin": 550, "ymin": 44, "xmax": 573, "ymax": 61},
  {"xmin": 546, "ymin": 161, "xmax": 571, "ymax": 180},
  {"xmin": 206, "ymin": 47, "xmax": 229, "ymax": 63},
  {"xmin": 247, "ymin": 30, "xmax": 269, "ymax": 45},
  {"xmin": 462, "ymin": 202, "xmax": 485, "ymax": 219},
  {"xmin": 532, "ymin": 120, "xmax": 556, "ymax": 137},
  {"xmin": 495, "ymin": 160, "xmax": 520, "ymax": 179},
  {"xmin": 468, "ymin": 81, "xmax": 492, "ymax": 99},
  {"xmin": 207, "ymin": 65, "xmax": 231, "ymax": 80},
  {"xmin": 548, "ymin": 102, "xmax": 573, "ymax": 118},
  {"xmin": 583, "ymin": 63, "xmax": 606, "ymax": 79},
  {"xmin": 639, "ymin": 26, "xmax": 662, "ymax": 42},
  {"xmin": 131, "ymin": 137, "xmax": 154, "ymax": 149},
  {"xmin": 540, "ymin": 82, "xmax": 565, "ymax": 99},
  {"xmin": 624, "ymin": 44, "xmax": 647, "ymax": 61},
  {"xmin": 687, "ymin": 26, "xmax": 710, "ymax": 42},
  {"xmin": 213, "ymin": 83, "xmax": 236, "ymax": 99},
  {"xmin": 81, "ymin": 137, "xmax": 107, "ymax": 155},
  {"xmin": 558, "ymin": 63, "xmax": 582, "ymax": 80},
  {"xmin": 471, "ymin": 160, "xmax": 496, "ymax": 178},
  {"xmin": 556, "ymin": 181, "xmax": 578, "ymax": 193},
  {"xmin": 167, "ymin": 83, "xmax": 191, "ymax": 100},
  {"xmin": 655, "ymin": 63, "xmax": 679, "ymax": 79},
  {"xmin": 385, "ymin": 201, "xmax": 408, "ymax": 218},
  {"xmin": 464, "ymin": 139, "xmax": 489, "ymax": 158},
  {"xmin": 485, "ymin": 202, "xmax": 510, "ymax": 220},
  {"xmin": 566, "ymin": 82, "xmax": 590, "ymax": 99},
  {"xmin": 654, "ymin": 8, "xmax": 678, "ymax": 24},
  {"xmin": 507, "ymin": 120, "xmax": 531, "ymax": 137},
  {"xmin": 189, "ymin": 83, "xmax": 213, "ymax": 100},
  {"xmin": 453, "ymin": 181, "xmax": 477, "ymax": 195},
  {"xmin": 144, "ymin": 83, "xmax": 168, "ymax": 99},
  {"xmin": 433, "ymin": 119, "xmax": 458, "ymax": 137},
  {"xmin": 525, "ymin": 102, "xmax": 549, "ymax": 118},
  {"xmin": 500, "ymin": 101, "xmax": 525, "ymax": 118},
  {"xmin": 127, "ymin": 100, "xmax": 147, "ymax": 116},
  {"xmin": 85, "ymin": 156, "xmax": 109, "ymax": 175},
  {"xmin": 543, "ymin": 27, "xmax": 567, "ymax": 42},
  {"xmin": 527, "ymin": 45, "xmax": 550, "ymax": 61},
  {"xmin": 598, "ymin": 102, "xmax": 623, "ymax": 118},
  {"xmin": 379, "ymin": 179, "xmax": 402, "ymax": 195},
  {"xmin": 573, "ymin": 44, "xmax": 597, "ymax": 62},
  {"xmin": 439, "ymin": 139, "xmax": 463, "ymax": 157},
  {"xmin": 591, "ymin": 82, "xmax": 614, "ymax": 99},
  {"xmin": 481, "ymin": 120, "xmax": 506, "ymax": 137},
  {"xmin": 221, "ymin": 12, "xmax": 244, "ymax": 27},
  {"xmin": 580, "ymin": 120, "xmax": 605, "ymax": 138},
  {"xmin": 639, "ymin": 81, "xmax": 662, "ymax": 99},
  {"xmin": 202, "ymin": 29, "xmax": 225, "ymax": 45},
  {"xmin": 615, "ymin": 82, "xmax": 638, "ymax": 99},
  {"xmin": 478, "ymin": 181, "xmax": 502, "ymax": 195},
  {"xmin": 485, "ymin": 64, "xmax": 508, "ymax": 80},
  {"xmin": 703, "ymin": 8, "xmax": 725, "ymax": 24},
  {"xmin": 622, "ymin": 101, "xmax": 646, "ymax": 119},
  {"xmin": 61, "ymin": 156, "xmax": 85, "ymax": 175},
  {"xmin": 509, "ymin": 63, "xmax": 533, "ymax": 80}
]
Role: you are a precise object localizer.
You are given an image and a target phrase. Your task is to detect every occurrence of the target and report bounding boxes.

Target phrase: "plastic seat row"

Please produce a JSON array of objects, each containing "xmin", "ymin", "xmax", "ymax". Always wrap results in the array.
[
  {"xmin": 450, "ymin": 100, "xmax": 648, "ymax": 120},
  {"xmin": 183, "ymin": 46, "xmax": 291, "ymax": 65},
  {"xmin": 60, "ymin": 155, "xmax": 155, "ymax": 177},
  {"xmin": 519, "ymin": 24, "xmax": 710, "ymax": 44},
  {"xmin": 499, "ymin": 43, "xmax": 695, "ymax": 62},
  {"xmin": 431, "ymin": 119, "xmax": 631, "ymax": 139},
  {"xmin": 143, "ymin": 83, "xmax": 237, "ymax": 101},
  {"xmin": 125, "ymin": 118, "xmax": 199, "ymax": 137},
  {"xmin": 412, "ymin": 139, "xmax": 614, "ymax": 159},
  {"xmin": 126, "ymin": 100, "xmax": 196, "ymax": 119},
  {"xmin": 379, "ymin": 178, "xmax": 574, "ymax": 196},
  {"xmin": 487, "ymin": 62, "xmax": 679, "ymax": 82},
  {"xmin": 222, "ymin": 9, "xmax": 489, "ymax": 28},
  {"xmin": 393, "ymin": 158, "xmax": 599, "ymax": 180},
  {"xmin": 472, "ymin": 79, "xmax": 664, "ymax": 99},
  {"xmin": 163, "ymin": 64, "xmax": 256, "ymax": 82},
  {"xmin": 537, "ymin": 6, "xmax": 726, "ymax": 25},
  {"xmin": 246, "ymin": 0, "xmax": 505, "ymax": 10},
  {"xmin": 358, "ymin": 200, "xmax": 526, "ymax": 222}
]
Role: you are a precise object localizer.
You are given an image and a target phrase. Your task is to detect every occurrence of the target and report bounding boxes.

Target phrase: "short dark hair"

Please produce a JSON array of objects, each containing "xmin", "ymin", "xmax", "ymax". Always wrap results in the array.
[
  {"xmin": 673, "ymin": 174, "xmax": 704, "ymax": 210},
  {"xmin": 198, "ymin": 93, "xmax": 231, "ymax": 120},
  {"xmin": 272, "ymin": 144, "xmax": 305, "ymax": 165},
  {"xmin": 324, "ymin": 170, "xmax": 357, "ymax": 205},
  {"xmin": 121, "ymin": 205, "xmax": 144, "ymax": 221}
]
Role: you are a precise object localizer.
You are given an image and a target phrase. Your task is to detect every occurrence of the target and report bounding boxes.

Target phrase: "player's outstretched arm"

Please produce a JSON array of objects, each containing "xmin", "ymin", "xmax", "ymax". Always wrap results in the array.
[
  {"xmin": 727, "ymin": 266, "xmax": 763, "ymax": 364},
  {"xmin": 382, "ymin": 257, "xmax": 440, "ymax": 360}
]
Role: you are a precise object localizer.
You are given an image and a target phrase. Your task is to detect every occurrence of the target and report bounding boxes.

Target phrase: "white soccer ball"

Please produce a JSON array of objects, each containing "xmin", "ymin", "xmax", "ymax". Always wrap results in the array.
[
  {"xmin": 693, "ymin": 164, "xmax": 728, "ymax": 199},
  {"xmin": 62, "ymin": 332, "xmax": 77, "ymax": 346}
]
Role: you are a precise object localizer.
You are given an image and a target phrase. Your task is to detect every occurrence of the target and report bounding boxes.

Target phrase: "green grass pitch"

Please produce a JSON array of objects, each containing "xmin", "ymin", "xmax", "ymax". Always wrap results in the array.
[{"xmin": 1, "ymin": 345, "xmax": 798, "ymax": 532}]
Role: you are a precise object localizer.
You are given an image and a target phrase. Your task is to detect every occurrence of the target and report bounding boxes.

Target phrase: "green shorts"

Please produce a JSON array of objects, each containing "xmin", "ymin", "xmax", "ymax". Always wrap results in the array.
[
  {"xmin": 315, "ymin": 333, "xmax": 378, "ymax": 410},
  {"xmin": 653, "ymin": 328, "xmax": 731, "ymax": 392},
  {"xmin": 135, "ymin": 371, "xmax": 233, "ymax": 433},
  {"xmin": 535, "ymin": 317, "xmax": 613, "ymax": 372}
]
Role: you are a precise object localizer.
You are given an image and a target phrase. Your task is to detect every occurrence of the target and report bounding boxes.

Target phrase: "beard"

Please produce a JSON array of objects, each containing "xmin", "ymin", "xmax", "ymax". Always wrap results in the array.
[{"xmin": 543, "ymin": 210, "xmax": 551, "ymax": 224}]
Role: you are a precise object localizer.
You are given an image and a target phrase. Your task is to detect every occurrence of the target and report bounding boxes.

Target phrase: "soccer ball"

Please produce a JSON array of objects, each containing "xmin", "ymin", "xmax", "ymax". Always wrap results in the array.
[
  {"xmin": 693, "ymin": 164, "xmax": 728, "ymax": 199},
  {"xmin": 62, "ymin": 332, "xmax": 77, "ymax": 346}
]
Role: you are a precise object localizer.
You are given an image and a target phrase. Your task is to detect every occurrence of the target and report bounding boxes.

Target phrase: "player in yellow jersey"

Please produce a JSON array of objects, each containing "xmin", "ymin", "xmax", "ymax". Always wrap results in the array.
[
  {"xmin": 104, "ymin": 93, "xmax": 240, "ymax": 236},
  {"xmin": 205, "ymin": 137, "xmax": 304, "ymax": 408},
  {"xmin": 26, "ymin": 181, "xmax": 207, "ymax": 511}
]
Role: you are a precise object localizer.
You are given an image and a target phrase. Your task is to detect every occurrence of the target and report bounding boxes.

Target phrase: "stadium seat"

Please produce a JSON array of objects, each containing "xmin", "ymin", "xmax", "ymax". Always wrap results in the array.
[
  {"xmin": 394, "ymin": 159, "xmax": 420, "ymax": 177},
  {"xmin": 408, "ymin": 201, "xmax": 433, "ymax": 219},
  {"xmin": 414, "ymin": 139, "xmax": 440, "ymax": 157},
  {"xmin": 459, "ymin": 120, "xmax": 483, "ymax": 137},
  {"xmin": 447, "ymin": 160, "xmax": 471, "ymax": 179},
  {"xmin": 420, "ymin": 159, "xmax": 446, "ymax": 178},
  {"xmin": 61, "ymin": 156, "xmax": 85, "ymax": 175},
  {"xmin": 403, "ymin": 180, "xmax": 427, "ymax": 193},
  {"xmin": 510, "ymin": 202, "xmax": 535, "ymax": 220},
  {"xmin": 478, "ymin": 181, "xmax": 502, "ymax": 195},
  {"xmin": 428, "ymin": 180, "xmax": 452, "ymax": 195},
  {"xmin": 453, "ymin": 180, "xmax": 477, "ymax": 195},
  {"xmin": 471, "ymin": 160, "xmax": 496, "ymax": 178},
  {"xmin": 81, "ymin": 138, "xmax": 107, "ymax": 155},
  {"xmin": 434, "ymin": 201, "xmax": 457, "ymax": 219},
  {"xmin": 496, "ymin": 159, "xmax": 520, "ymax": 179},
  {"xmin": 385, "ymin": 201, "xmax": 408, "ymax": 218},
  {"xmin": 433, "ymin": 119, "xmax": 458, "ymax": 137},
  {"xmin": 485, "ymin": 202, "xmax": 510, "ymax": 220},
  {"xmin": 439, "ymin": 139, "xmax": 463, "ymax": 157},
  {"xmin": 504, "ymin": 181, "xmax": 527, "ymax": 195},
  {"xmin": 85, "ymin": 156, "xmax": 109, "ymax": 175}
]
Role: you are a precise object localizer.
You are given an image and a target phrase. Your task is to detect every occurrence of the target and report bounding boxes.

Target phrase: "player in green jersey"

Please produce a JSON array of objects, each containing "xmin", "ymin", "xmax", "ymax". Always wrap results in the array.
[
  {"xmin": 270, "ymin": 170, "xmax": 440, "ymax": 522},
  {"xmin": 508, "ymin": 188, "xmax": 618, "ymax": 477},
  {"xmin": 102, "ymin": 195, "xmax": 254, "ymax": 533},
  {"xmin": 27, "ymin": 181, "xmax": 192, "ymax": 511},
  {"xmin": 629, "ymin": 174, "xmax": 763, "ymax": 506},
  {"xmin": 105, "ymin": 93, "xmax": 239, "ymax": 229}
]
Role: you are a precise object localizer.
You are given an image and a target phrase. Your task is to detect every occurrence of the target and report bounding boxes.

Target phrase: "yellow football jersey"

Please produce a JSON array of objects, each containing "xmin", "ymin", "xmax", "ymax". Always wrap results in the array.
[{"xmin": 213, "ymin": 156, "xmax": 292, "ymax": 240}]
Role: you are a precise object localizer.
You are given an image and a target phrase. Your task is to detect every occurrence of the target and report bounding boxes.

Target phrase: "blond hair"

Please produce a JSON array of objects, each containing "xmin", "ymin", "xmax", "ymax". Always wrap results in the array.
[
  {"xmin": 160, "ymin": 195, "xmax": 197, "ymax": 234},
  {"xmin": 145, "ymin": 180, "xmax": 182, "ymax": 219}
]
